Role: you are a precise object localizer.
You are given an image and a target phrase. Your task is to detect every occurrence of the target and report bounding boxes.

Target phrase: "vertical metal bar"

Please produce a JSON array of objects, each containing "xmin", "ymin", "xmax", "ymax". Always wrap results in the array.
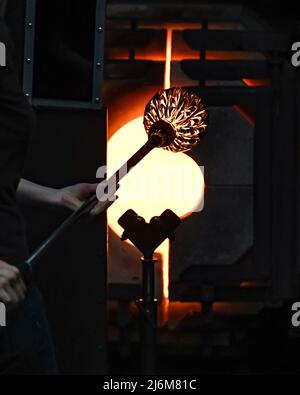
[
  {"xmin": 129, "ymin": 19, "xmax": 137, "ymax": 61},
  {"xmin": 296, "ymin": 48, "xmax": 300, "ymax": 300},
  {"xmin": 199, "ymin": 19, "xmax": 207, "ymax": 88},
  {"xmin": 93, "ymin": 0, "xmax": 106, "ymax": 106},
  {"xmin": 141, "ymin": 257, "xmax": 157, "ymax": 374},
  {"xmin": 143, "ymin": 258, "xmax": 155, "ymax": 303},
  {"xmin": 271, "ymin": 61, "xmax": 298, "ymax": 300},
  {"xmin": 269, "ymin": 58, "xmax": 282, "ymax": 300},
  {"xmin": 253, "ymin": 89, "xmax": 273, "ymax": 280},
  {"xmin": 22, "ymin": 0, "xmax": 36, "ymax": 102}
]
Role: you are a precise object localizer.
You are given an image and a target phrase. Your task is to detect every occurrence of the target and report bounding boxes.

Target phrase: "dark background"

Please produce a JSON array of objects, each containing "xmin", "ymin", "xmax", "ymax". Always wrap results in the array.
[{"xmin": 2, "ymin": 0, "xmax": 300, "ymax": 375}]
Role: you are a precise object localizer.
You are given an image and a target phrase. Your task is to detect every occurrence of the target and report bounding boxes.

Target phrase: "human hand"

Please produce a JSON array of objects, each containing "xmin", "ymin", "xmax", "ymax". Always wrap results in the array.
[
  {"xmin": 56, "ymin": 183, "xmax": 117, "ymax": 216},
  {"xmin": 0, "ymin": 260, "xmax": 26, "ymax": 307}
]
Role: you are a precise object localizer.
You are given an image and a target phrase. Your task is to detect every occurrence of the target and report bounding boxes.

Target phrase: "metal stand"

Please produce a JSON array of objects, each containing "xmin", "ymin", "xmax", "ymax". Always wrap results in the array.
[
  {"xmin": 138, "ymin": 257, "xmax": 158, "ymax": 374},
  {"xmin": 118, "ymin": 209, "xmax": 181, "ymax": 374}
]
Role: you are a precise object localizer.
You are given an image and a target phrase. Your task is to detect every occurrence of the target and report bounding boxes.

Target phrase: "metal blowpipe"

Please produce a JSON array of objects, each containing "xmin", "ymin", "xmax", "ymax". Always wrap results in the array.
[{"xmin": 18, "ymin": 87, "xmax": 208, "ymax": 280}]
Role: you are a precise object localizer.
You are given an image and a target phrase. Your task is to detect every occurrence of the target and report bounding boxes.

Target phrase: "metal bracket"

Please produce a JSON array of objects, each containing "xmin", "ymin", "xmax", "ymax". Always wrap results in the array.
[
  {"xmin": 23, "ymin": 0, "xmax": 36, "ymax": 102},
  {"xmin": 22, "ymin": 0, "xmax": 106, "ymax": 109}
]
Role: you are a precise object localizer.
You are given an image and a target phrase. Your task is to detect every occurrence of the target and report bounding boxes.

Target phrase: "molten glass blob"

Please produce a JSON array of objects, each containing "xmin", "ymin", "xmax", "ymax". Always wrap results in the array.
[
  {"xmin": 144, "ymin": 87, "xmax": 208, "ymax": 153},
  {"xmin": 108, "ymin": 117, "xmax": 205, "ymax": 231}
]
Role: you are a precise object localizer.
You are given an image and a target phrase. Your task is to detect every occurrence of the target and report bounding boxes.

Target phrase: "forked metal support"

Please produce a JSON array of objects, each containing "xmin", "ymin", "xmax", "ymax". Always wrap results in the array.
[{"xmin": 118, "ymin": 209, "xmax": 181, "ymax": 374}]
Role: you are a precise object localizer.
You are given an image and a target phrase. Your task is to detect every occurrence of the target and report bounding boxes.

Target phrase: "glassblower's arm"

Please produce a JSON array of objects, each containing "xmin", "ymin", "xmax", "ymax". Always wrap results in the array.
[
  {"xmin": 17, "ymin": 87, "xmax": 208, "ymax": 284},
  {"xmin": 17, "ymin": 134, "xmax": 161, "ymax": 283}
]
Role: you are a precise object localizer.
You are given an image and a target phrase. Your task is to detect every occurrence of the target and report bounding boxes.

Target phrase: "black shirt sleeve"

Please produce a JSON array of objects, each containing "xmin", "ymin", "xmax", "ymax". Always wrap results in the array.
[{"xmin": 0, "ymin": 17, "xmax": 35, "ymax": 266}]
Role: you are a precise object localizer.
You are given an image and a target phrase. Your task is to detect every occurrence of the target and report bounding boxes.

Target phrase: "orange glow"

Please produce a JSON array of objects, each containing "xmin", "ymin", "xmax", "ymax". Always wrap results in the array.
[
  {"xmin": 243, "ymin": 78, "xmax": 270, "ymax": 87},
  {"xmin": 107, "ymin": 117, "xmax": 204, "ymax": 302},
  {"xmin": 234, "ymin": 105, "xmax": 255, "ymax": 128},
  {"xmin": 107, "ymin": 116, "xmax": 204, "ymax": 242},
  {"xmin": 164, "ymin": 28, "xmax": 173, "ymax": 89},
  {"xmin": 106, "ymin": 24, "xmax": 269, "ymax": 319},
  {"xmin": 107, "ymin": 24, "xmax": 204, "ymax": 307},
  {"xmin": 160, "ymin": 239, "xmax": 170, "ymax": 300}
]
